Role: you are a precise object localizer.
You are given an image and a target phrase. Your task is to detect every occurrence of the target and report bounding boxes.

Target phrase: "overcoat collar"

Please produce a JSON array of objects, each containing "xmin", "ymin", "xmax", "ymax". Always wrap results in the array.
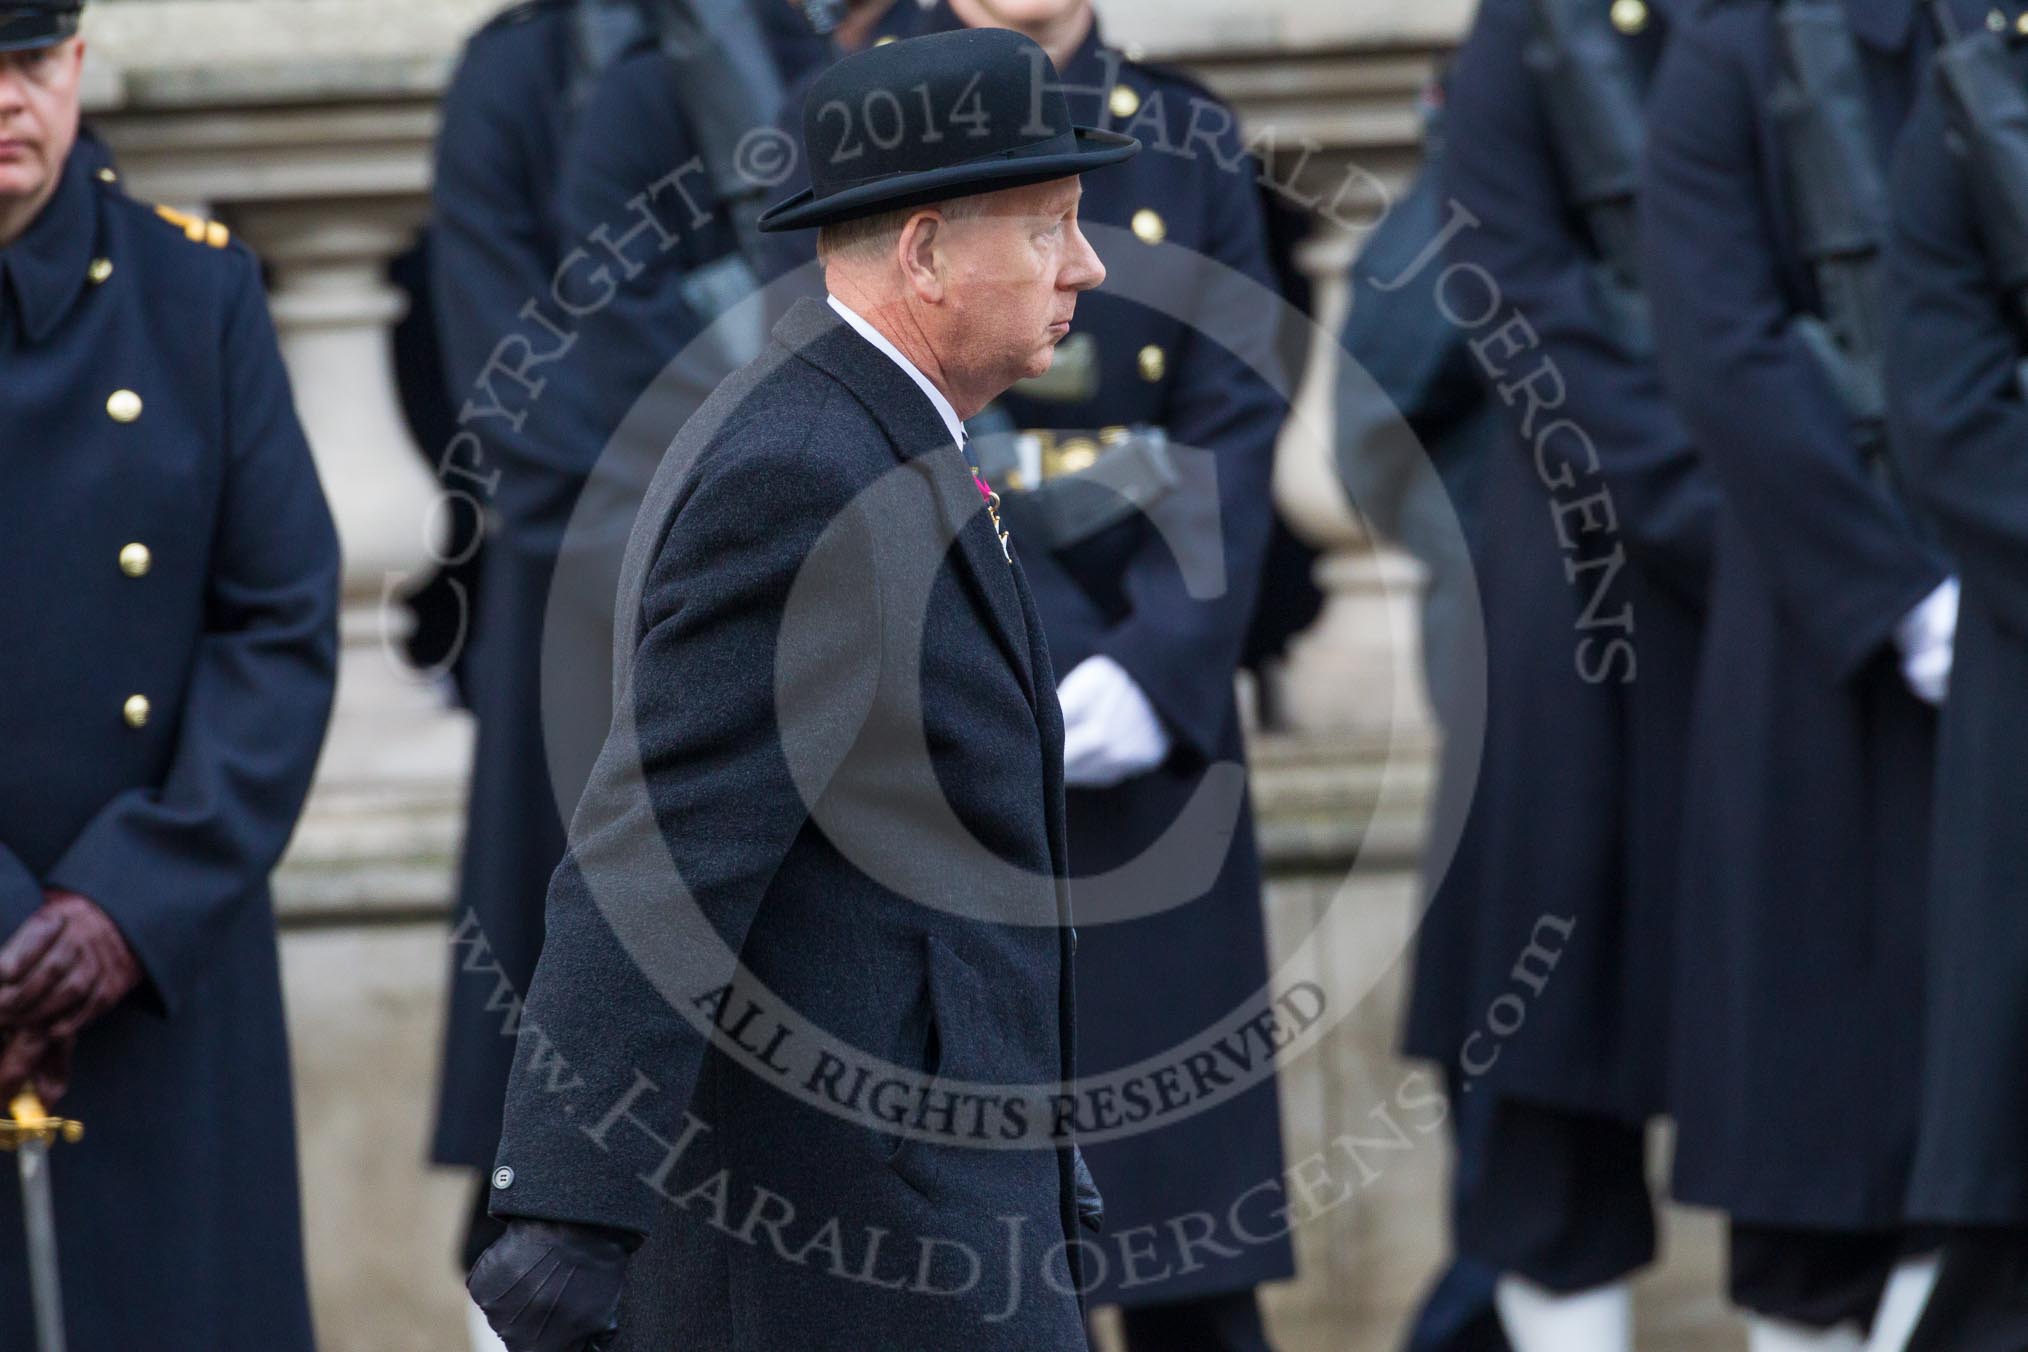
[
  {"xmin": 0, "ymin": 148, "xmax": 94, "ymax": 345},
  {"xmin": 771, "ymin": 297, "xmax": 1038, "ymax": 709}
]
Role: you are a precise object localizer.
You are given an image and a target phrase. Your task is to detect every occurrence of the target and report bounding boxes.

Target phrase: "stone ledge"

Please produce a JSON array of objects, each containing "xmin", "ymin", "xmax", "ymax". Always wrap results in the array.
[{"xmin": 270, "ymin": 732, "xmax": 1432, "ymax": 927}]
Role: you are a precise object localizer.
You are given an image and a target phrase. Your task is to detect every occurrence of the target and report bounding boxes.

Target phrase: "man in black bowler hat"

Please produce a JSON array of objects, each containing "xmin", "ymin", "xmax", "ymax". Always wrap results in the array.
[
  {"xmin": 0, "ymin": 0, "xmax": 340, "ymax": 1347},
  {"xmin": 467, "ymin": 27, "xmax": 1135, "ymax": 1351}
]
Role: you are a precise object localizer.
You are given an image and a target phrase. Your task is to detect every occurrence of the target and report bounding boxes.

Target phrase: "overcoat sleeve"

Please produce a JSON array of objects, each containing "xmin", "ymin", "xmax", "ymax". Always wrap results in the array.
[
  {"xmin": 1884, "ymin": 74, "xmax": 2028, "ymax": 639},
  {"xmin": 0, "ymin": 850, "xmax": 45, "ymax": 937},
  {"xmin": 1640, "ymin": 16, "xmax": 1946, "ymax": 676},
  {"xmin": 43, "ymin": 251, "xmax": 341, "ymax": 1015},
  {"xmin": 1445, "ymin": 0, "xmax": 1717, "ymax": 605},
  {"xmin": 490, "ymin": 418, "xmax": 883, "ymax": 1237},
  {"xmin": 1096, "ymin": 120, "xmax": 1283, "ymax": 760}
]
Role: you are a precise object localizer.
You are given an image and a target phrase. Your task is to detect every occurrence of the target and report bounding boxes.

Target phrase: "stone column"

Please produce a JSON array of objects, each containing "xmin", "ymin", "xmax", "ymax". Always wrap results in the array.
[
  {"xmin": 231, "ymin": 195, "xmax": 474, "ymax": 789},
  {"xmin": 1269, "ymin": 209, "xmax": 1433, "ymax": 741}
]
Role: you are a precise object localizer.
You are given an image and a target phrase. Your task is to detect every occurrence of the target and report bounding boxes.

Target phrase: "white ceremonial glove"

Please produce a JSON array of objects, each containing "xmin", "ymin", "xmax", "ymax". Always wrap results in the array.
[
  {"xmin": 1058, "ymin": 655, "xmax": 1173, "ymax": 789},
  {"xmin": 1893, "ymin": 576, "xmax": 1959, "ymax": 708}
]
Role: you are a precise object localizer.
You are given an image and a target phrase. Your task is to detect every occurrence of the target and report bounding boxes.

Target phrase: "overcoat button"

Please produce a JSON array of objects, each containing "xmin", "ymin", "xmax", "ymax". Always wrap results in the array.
[
  {"xmin": 88, "ymin": 258, "xmax": 113, "ymax": 285},
  {"xmin": 1610, "ymin": 0, "xmax": 1649, "ymax": 34},
  {"xmin": 123, "ymin": 695, "xmax": 151, "ymax": 729},
  {"xmin": 119, "ymin": 543, "xmax": 152, "ymax": 577},
  {"xmin": 1131, "ymin": 208, "xmax": 1166, "ymax": 245},
  {"xmin": 492, "ymin": 1166, "xmax": 515, "ymax": 1190},
  {"xmin": 1138, "ymin": 344, "xmax": 1167, "ymax": 382},
  {"xmin": 1109, "ymin": 84, "xmax": 1140, "ymax": 119},
  {"xmin": 106, "ymin": 389, "xmax": 142, "ymax": 423}
]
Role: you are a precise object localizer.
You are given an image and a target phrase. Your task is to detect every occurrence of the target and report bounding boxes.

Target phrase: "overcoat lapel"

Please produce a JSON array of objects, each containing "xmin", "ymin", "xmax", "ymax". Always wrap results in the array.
[{"xmin": 773, "ymin": 299, "xmax": 1039, "ymax": 710}]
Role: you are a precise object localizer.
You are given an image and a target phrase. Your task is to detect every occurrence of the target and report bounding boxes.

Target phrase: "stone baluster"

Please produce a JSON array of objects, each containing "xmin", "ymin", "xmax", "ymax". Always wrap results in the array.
[{"xmin": 1269, "ymin": 207, "xmax": 1434, "ymax": 742}]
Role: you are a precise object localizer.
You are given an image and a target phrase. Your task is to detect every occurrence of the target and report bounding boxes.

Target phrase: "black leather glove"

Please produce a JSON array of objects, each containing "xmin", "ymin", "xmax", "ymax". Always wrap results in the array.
[
  {"xmin": 1072, "ymin": 1145, "xmax": 1104, "ymax": 1234},
  {"xmin": 467, "ymin": 1218, "xmax": 631, "ymax": 1352}
]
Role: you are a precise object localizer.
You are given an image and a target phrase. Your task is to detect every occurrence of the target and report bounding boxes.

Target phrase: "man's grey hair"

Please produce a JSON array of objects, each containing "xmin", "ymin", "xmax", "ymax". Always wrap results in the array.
[{"xmin": 816, "ymin": 195, "xmax": 993, "ymax": 264}]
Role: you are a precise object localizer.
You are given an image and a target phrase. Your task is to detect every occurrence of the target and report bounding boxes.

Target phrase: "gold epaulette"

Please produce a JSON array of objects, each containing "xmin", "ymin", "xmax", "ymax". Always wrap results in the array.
[{"xmin": 152, "ymin": 204, "xmax": 231, "ymax": 250}]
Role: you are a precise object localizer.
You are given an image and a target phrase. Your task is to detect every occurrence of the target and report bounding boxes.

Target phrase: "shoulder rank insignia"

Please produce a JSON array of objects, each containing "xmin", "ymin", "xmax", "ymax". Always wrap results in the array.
[{"xmin": 153, "ymin": 205, "xmax": 230, "ymax": 249}]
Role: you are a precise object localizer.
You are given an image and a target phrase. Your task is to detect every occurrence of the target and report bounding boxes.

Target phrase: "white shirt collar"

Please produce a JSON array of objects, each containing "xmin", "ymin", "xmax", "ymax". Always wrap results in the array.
[{"xmin": 827, "ymin": 294, "xmax": 967, "ymax": 452}]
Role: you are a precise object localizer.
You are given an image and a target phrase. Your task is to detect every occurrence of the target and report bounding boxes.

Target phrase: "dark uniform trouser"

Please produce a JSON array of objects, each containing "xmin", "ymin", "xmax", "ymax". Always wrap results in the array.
[
  {"xmin": 1115, "ymin": 1290, "xmax": 1272, "ymax": 1352},
  {"xmin": 1450, "ymin": 1095, "xmax": 1928, "ymax": 1332},
  {"xmin": 1902, "ymin": 1230, "xmax": 2028, "ymax": 1351},
  {"xmin": 1406, "ymin": 1072, "xmax": 1514, "ymax": 1352},
  {"xmin": 1404, "ymin": 1258, "xmax": 1510, "ymax": 1352},
  {"xmin": 1727, "ymin": 1225, "xmax": 1929, "ymax": 1332},
  {"xmin": 1452, "ymin": 1096, "xmax": 1658, "ymax": 1295}
]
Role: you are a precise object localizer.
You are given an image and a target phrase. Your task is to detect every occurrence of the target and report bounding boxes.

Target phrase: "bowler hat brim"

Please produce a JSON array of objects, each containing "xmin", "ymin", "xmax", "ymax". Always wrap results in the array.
[
  {"xmin": 0, "ymin": 7, "xmax": 79, "ymax": 52},
  {"xmin": 757, "ymin": 126, "xmax": 1139, "ymax": 234}
]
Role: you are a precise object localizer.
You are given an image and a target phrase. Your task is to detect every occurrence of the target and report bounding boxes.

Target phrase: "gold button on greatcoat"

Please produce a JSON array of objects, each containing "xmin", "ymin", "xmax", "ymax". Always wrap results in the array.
[
  {"xmin": 1138, "ymin": 344, "xmax": 1167, "ymax": 382},
  {"xmin": 119, "ymin": 542, "xmax": 152, "ymax": 578},
  {"xmin": 106, "ymin": 389, "xmax": 142, "ymax": 423},
  {"xmin": 1056, "ymin": 438, "xmax": 1100, "ymax": 476},
  {"xmin": 1610, "ymin": 0, "xmax": 1649, "ymax": 34},
  {"xmin": 87, "ymin": 258, "xmax": 113, "ymax": 285},
  {"xmin": 2017, "ymin": 10, "xmax": 2028, "ymax": 34},
  {"xmin": 95, "ymin": 166, "xmax": 117, "ymax": 184},
  {"xmin": 123, "ymin": 695, "xmax": 151, "ymax": 729},
  {"xmin": 1131, "ymin": 208, "xmax": 1166, "ymax": 245},
  {"xmin": 1109, "ymin": 84, "xmax": 1141, "ymax": 119},
  {"xmin": 874, "ymin": 34, "xmax": 896, "ymax": 45}
]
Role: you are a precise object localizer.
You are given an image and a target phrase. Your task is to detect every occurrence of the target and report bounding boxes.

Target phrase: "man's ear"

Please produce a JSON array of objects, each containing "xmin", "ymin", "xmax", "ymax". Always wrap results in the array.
[{"xmin": 897, "ymin": 210, "xmax": 946, "ymax": 304}]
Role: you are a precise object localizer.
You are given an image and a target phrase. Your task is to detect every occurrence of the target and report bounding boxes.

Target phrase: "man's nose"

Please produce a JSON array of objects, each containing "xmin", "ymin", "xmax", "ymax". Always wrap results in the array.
[{"xmin": 1062, "ymin": 221, "xmax": 1105, "ymax": 293}]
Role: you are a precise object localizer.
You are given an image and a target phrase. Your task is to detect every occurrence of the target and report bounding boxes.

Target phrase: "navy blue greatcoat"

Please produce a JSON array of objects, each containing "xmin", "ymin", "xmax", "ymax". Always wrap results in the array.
[
  {"xmin": 488, "ymin": 299, "xmax": 1087, "ymax": 1350},
  {"xmin": 0, "ymin": 149, "xmax": 339, "ymax": 1349},
  {"xmin": 1884, "ymin": 41, "xmax": 2028, "ymax": 1228},
  {"xmin": 429, "ymin": 0, "xmax": 593, "ymax": 1170},
  {"xmin": 1401, "ymin": 0, "xmax": 1714, "ymax": 1127},
  {"xmin": 529, "ymin": 12, "xmax": 832, "ymax": 799},
  {"xmin": 430, "ymin": 0, "xmax": 828, "ymax": 1176},
  {"xmin": 1640, "ymin": 0, "xmax": 1966, "ymax": 1227}
]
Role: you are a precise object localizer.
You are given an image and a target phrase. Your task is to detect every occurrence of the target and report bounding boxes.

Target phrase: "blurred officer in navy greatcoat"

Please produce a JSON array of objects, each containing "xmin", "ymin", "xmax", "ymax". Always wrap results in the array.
[
  {"xmin": 1884, "ymin": 11, "xmax": 2028, "ymax": 1344},
  {"xmin": 520, "ymin": 0, "xmax": 834, "ymax": 719},
  {"xmin": 1640, "ymin": 0, "xmax": 1983, "ymax": 1345},
  {"xmin": 1335, "ymin": 78, "xmax": 1505, "ymax": 1352},
  {"xmin": 427, "ymin": 0, "xmax": 683, "ymax": 1312},
  {"xmin": 1397, "ymin": 1, "xmax": 1716, "ymax": 1347},
  {"xmin": 0, "ymin": 2, "xmax": 340, "ymax": 1347}
]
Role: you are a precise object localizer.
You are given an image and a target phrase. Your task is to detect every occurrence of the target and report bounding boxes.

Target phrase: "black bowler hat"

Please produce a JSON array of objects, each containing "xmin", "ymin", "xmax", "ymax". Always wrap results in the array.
[
  {"xmin": 758, "ymin": 27, "xmax": 1138, "ymax": 233},
  {"xmin": 0, "ymin": 0, "xmax": 81, "ymax": 53}
]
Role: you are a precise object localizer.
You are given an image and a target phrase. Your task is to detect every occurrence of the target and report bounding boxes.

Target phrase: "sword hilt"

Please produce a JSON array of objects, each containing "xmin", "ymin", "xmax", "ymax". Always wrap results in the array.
[{"xmin": 0, "ymin": 1093, "xmax": 82, "ymax": 1151}]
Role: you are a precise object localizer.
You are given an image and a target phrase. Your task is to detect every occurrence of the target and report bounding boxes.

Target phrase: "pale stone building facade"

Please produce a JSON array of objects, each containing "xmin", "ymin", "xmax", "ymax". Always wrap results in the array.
[{"xmin": 70, "ymin": 1, "xmax": 1737, "ymax": 1346}]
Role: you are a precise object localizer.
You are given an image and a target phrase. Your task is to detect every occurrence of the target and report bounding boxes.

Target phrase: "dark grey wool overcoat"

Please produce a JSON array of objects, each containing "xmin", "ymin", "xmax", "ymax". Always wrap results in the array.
[{"xmin": 488, "ymin": 298, "xmax": 1092, "ymax": 1350}]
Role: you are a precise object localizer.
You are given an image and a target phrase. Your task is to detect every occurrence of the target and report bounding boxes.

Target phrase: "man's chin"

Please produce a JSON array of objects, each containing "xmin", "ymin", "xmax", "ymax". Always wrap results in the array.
[{"xmin": 0, "ymin": 163, "xmax": 45, "ymax": 200}]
